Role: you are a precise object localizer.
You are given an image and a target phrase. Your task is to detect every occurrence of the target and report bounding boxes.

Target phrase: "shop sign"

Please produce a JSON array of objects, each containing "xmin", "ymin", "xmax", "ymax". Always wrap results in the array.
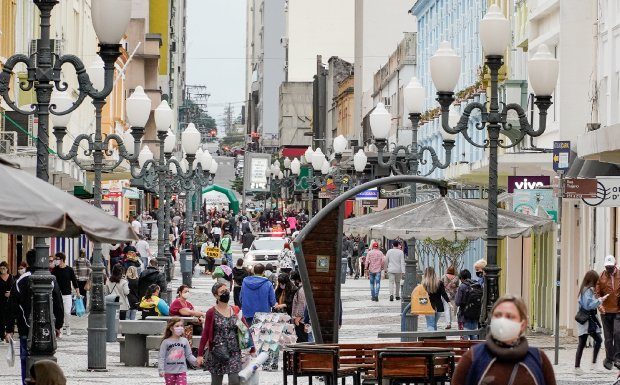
[
  {"xmin": 581, "ymin": 177, "xmax": 620, "ymax": 207},
  {"xmin": 355, "ymin": 188, "xmax": 378, "ymax": 200},
  {"xmin": 507, "ymin": 176, "xmax": 550, "ymax": 193},
  {"xmin": 563, "ymin": 178, "xmax": 597, "ymax": 199}
]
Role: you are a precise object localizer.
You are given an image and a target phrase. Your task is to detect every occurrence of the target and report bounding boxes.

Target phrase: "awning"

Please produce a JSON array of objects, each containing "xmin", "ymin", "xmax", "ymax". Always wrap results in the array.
[{"xmin": 280, "ymin": 146, "xmax": 308, "ymax": 159}]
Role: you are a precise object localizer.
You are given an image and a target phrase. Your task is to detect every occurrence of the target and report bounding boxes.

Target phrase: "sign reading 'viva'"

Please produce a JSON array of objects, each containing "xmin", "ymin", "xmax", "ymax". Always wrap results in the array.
[{"xmin": 507, "ymin": 176, "xmax": 551, "ymax": 193}]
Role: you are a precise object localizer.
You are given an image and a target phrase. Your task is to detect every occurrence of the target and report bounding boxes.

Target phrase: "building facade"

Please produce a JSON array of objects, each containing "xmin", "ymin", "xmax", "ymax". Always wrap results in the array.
[{"xmin": 278, "ymin": 82, "xmax": 312, "ymax": 148}]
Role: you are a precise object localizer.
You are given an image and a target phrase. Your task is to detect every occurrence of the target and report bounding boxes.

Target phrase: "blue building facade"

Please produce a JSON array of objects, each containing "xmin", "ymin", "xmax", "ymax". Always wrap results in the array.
[{"xmin": 411, "ymin": 0, "xmax": 488, "ymax": 272}]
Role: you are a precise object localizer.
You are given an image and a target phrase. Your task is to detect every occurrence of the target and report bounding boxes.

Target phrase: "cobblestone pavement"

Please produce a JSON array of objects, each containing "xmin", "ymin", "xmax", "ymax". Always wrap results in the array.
[{"xmin": 0, "ymin": 240, "xmax": 618, "ymax": 384}]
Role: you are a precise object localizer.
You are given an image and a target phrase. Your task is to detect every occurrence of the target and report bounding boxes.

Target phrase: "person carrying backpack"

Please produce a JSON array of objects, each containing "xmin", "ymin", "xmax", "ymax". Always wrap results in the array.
[
  {"xmin": 455, "ymin": 269, "xmax": 483, "ymax": 340},
  {"xmin": 452, "ymin": 295, "xmax": 557, "ymax": 385}
]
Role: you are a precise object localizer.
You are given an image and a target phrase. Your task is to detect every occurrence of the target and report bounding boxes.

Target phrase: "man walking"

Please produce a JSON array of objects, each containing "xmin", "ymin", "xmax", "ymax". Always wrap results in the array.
[
  {"xmin": 51, "ymin": 252, "xmax": 79, "ymax": 336},
  {"xmin": 240, "ymin": 263, "xmax": 276, "ymax": 325},
  {"xmin": 597, "ymin": 255, "xmax": 620, "ymax": 370},
  {"xmin": 135, "ymin": 235, "xmax": 153, "ymax": 269},
  {"xmin": 342, "ymin": 236, "xmax": 353, "ymax": 277},
  {"xmin": 365, "ymin": 242, "xmax": 385, "ymax": 302},
  {"xmin": 385, "ymin": 240, "xmax": 405, "ymax": 302},
  {"xmin": 5, "ymin": 250, "xmax": 64, "ymax": 385}
]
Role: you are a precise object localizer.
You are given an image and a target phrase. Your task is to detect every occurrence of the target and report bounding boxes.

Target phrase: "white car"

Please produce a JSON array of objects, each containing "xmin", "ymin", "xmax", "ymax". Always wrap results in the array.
[{"xmin": 244, "ymin": 237, "xmax": 286, "ymax": 268}]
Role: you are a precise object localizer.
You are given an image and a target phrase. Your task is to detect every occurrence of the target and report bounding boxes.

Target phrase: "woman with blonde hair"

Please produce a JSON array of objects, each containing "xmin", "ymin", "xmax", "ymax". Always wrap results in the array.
[
  {"xmin": 452, "ymin": 295, "xmax": 557, "ymax": 385},
  {"xmin": 28, "ymin": 359, "xmax": 66, "ymax": 385},
  {"xmin": 422, "ymin": 266, "xmax": 451, "ymax": 331}
]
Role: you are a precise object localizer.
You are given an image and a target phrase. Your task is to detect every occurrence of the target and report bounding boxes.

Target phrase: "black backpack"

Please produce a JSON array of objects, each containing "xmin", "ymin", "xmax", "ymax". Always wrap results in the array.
[{"xmin": 462, "ymin": 281, "xmax": 484, "ymax": 321}]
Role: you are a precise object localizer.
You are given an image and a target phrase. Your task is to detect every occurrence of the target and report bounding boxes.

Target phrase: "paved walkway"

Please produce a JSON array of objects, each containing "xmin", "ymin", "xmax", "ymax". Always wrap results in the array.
[{"xmin": 0, "ymin": 240, "xmax": 618, "ymax": 384}]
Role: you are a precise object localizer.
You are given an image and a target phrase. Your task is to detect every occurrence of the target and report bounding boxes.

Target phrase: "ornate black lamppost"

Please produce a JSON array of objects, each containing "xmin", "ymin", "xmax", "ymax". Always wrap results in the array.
[
  {"xmin": 0, "ymin": 0, "xmax": 134, "ymax": 371},
  {"xmin": 431, "ymin": 5, "xmax": 558, "ymax": 321},
  {"xmin": 369, "ymin": 78, "xmax": 455, "ymax": 333}
]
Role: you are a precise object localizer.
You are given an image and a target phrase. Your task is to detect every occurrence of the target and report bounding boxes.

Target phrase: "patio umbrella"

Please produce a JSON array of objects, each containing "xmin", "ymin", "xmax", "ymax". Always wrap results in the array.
[
  {"xmin": 0, "ymin": 158, "xmax": 137, "ymax": 243},
  {"xmin": 344, "ymin": 196, "xmax": 553, "ymax": 240}
]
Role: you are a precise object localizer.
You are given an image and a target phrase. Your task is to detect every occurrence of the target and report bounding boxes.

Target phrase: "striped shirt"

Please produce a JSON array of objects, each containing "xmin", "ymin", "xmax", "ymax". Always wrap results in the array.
[{"xmin": 74, "ymin": 258, "xmax": 92, "ymax": 282}]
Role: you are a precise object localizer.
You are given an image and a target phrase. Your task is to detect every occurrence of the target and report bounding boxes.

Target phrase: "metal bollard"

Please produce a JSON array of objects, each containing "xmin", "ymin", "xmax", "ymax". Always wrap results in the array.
[{"xmin": 180, "ymin": 249, "xmax": 193, "ymax": 287}]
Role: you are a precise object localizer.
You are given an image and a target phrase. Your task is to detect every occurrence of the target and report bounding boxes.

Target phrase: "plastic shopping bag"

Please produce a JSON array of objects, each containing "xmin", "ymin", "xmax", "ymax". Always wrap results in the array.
[
  {"xmin": 74, "ymin": 296, "xmax": 86, "ymax": 317},
  {"xmin": 5, "ymin": 337, "xmax": 15, "ymax": 367}
]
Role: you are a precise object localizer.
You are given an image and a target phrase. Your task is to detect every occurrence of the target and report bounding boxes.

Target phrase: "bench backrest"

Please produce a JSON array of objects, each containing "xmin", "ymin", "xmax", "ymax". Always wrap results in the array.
[
  {"xmin": 337, "ymin": 342, "xmax": 424, "ymax": 365},
  {"xmin": 294, "ymin": 348, "xmax": 339, "ymax": 373},
  {"xmin": 421, "ymin": 340, "xmax": 482, "ymax": 362},
  {"xmin": 379, "ymin": 355, "xmax": 452, "ymax": 379}
]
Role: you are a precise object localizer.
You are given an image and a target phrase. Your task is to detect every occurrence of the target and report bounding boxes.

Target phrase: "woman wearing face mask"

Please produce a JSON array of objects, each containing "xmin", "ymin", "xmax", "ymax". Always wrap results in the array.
[
  {"xmin": 0, "ymin": 261, "xmax": 14, "ymax": 340},
  {"xmin": 273, "ymin": 273, "xmax": 297, "ymax": 316},
  {"xmin": 169, "ymin": 284, "xmax": 206, "ymax": 335},
  {"xmin": 198, "ymin": 282, "xmax": 254, "ymax": 385},
  {"xmin": 452, "ymin": 295, "xmax": 557, "ymax": 385}
]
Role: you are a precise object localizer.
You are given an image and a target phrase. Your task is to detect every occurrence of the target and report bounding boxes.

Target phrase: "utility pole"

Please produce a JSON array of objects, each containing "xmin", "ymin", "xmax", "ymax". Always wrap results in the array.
[{"xmin": 223, "ymin": 103, "xmax": 234, "ymax": 135}]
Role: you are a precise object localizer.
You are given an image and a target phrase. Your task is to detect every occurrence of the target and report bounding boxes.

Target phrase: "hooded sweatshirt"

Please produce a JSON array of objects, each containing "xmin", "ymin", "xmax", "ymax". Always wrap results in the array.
[{"xmin": 240, "ymin": 275, "xmax": 276, "ymax": 318}]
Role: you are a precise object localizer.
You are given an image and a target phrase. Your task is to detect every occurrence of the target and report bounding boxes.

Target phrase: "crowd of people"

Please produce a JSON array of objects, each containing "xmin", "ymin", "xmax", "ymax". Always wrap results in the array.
[{"xmin": 9, "ymin": 204, "xmax": 620, "ymax": 385}]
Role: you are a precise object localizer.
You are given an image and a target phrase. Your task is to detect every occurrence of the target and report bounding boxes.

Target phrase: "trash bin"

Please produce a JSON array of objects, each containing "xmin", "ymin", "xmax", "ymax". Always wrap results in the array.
[
  {"xmin": 105, "ymin": 298, "xmax": 120, "ymax": 342},
  {"xmin": 341, "ymin": 257, "xmax": 348, "ymax": 284},
  {"xmin": 180, "ymin": 249, "xmax": 193, "ymax": 287}
]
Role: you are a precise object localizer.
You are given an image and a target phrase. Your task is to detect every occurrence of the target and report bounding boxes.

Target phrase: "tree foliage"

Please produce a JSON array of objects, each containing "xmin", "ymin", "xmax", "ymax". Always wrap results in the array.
[
  {"xmin": 415, "ymin": 238, "xmax": 472, "ymax": 275},
  {"xmin": 230, "ymin": 176, "xmax": 244, "ymax": 194}
]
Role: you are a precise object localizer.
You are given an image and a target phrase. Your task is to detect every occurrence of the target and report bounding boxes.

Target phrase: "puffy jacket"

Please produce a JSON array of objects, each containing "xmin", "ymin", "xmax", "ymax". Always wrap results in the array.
[
  {"xmin": 139, "ymin": 295, "xmax": 169, "ymax": 316},
  {"xmin": 596, "ymin": 267, "xmax": 620, "ymax": 313},
  {"xmin": 240, "ymin": 275, "xmax": 276, "ymax": 318},
  {"xmin": 138, "ymin": 267, "xmax": 167, "ymax": 298}
]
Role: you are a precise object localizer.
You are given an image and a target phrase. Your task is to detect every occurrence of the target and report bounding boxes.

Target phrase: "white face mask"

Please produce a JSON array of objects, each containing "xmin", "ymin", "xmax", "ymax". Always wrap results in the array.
[
  {"xmin": 490, "ymin": 317, "xmax": 522, "ymax": 343},
  {"xmin": 173, "ymin": 326, "xmax": 184, "ymax": 336},
  {"xmin": 18, "ymin": 268, "xmax": 26, "ymax": 275},
  {"xmin": 53, "ymin": 260, "xmax": 60, "ymax": 267}
]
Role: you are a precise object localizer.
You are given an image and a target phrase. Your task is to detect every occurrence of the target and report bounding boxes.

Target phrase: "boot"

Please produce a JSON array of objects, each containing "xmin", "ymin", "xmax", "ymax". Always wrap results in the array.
[{"xmin": 390, "ymin": 295, "xmax": 394, "ymax": 302}]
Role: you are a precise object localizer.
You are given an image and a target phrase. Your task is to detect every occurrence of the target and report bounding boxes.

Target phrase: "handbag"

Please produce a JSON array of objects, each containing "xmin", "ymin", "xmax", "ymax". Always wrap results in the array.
[
  {"xmin": 575, "ymin": 307, "xmax": 589, "ymax": 324},
  {"xmin": 210, "ymin": 342, "xmax": 230, "ymax": 362},
  {"xmin": 5, "ymin": 336, "xmax": 14, "ymax": 367},
  {"xmin": 84, "ymin": 279, "xmax": 92, "ymax": 291},
  {"xmin": 411, "ymin": 284, "xmax": 436, "ymax": 316},
  {"xmin": 104, "ymin": 283, "xmax": 119, "ymax": 303}
]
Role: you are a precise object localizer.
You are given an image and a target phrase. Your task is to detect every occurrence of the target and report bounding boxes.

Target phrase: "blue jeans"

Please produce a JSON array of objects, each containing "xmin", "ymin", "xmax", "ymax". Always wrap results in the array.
[
  {"xmin": 369, "ymin": 272, "xmax": 381, "ymax": 298},
  {"xmin": 19, "ymin": 335, "xmax": 28, "ymax": 385},
  {"xmin": 463, "ymin": 319, "xmax": 479, "ymax": 340},
  {"xmin": 225, "ymin": 253, "xmax": 233, "ymax": 268},
  {"xmin": 425, "ymin": 312, "xmax": 440, "ymax": 331}
]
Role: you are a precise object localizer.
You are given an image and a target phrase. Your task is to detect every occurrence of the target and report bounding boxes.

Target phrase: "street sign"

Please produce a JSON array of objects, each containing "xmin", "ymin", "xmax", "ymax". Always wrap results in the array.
[
  {"xmin": 563, "ymin": 178, "xmax": 597, "ymax": 199},
  {"xmin": 553, "ymin": 141, "xmax": 571, "ymax": 171},
  {"xmin": 581, "ymin": 176, "xmax": 620, "ymax": 207},
  {"xmin": 507, "ymin": 176, "xmax": 550, "ymax": 193}
]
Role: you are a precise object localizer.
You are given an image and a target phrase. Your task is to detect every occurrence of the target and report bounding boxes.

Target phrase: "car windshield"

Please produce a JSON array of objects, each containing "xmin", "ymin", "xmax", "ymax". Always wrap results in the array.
[{"xmin": 252, "ymin": 239, "xmax": 285, "ymax": 250}]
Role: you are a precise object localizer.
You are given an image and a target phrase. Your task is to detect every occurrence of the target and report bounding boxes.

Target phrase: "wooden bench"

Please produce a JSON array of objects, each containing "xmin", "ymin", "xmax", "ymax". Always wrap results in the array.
[
  {"xmin": 375, "ymin": 347, "xmax": 455, "ymax": 385},
  {"xmin": 284, "ymin": 340, "xmax": 481, "ymax": 385},
  {"xmin": 283, "ymin": 345, "xmax": 359, "ymax": 385},
  {"xmin": 118, "ymin": 320, "xmax": 167, "ymax": 367}
]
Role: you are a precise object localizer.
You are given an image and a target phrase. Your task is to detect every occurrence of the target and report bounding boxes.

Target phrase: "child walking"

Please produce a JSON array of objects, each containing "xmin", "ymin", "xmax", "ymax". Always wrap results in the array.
[{"xmin": 159, "ymin": 318, "xmax": 200, "ymax": 385}]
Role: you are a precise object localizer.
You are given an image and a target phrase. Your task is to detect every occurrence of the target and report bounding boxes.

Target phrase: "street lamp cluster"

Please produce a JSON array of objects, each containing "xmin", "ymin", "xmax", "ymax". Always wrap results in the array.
[{"xmin": 0, "ymin": 0, "xmax": 138, "ymax": 370}]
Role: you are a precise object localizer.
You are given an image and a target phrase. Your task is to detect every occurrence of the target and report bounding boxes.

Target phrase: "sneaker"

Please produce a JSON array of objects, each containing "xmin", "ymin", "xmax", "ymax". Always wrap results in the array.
[
  {"xmin": 390, "ymin": 295, "xmax": 394, "ymax": 302},
  {"xmin": 445, "ymin": 324, "xmax": 452, "ymax": 330},
  {"xmin": 395, "ymin": 297, "xmax": 401, "ymax": 300},
  {"xmin": 604, "ymin": 358, "xmax": 613, "ymax": 370},
  {"xmin": 574, "ymin": 367, "xmax": 583, "ymax": 374},
  {"xmin": 66, "ymin": 327, "xmax": 72, "ymax": 336},
  {"xmin": 614, "ymin": 359, "xmax": 620, "ymax": 370}
]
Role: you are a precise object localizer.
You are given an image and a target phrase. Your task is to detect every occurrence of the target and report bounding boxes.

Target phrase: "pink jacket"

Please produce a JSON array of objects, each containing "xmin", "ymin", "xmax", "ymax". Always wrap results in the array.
[{"xmin": 365, "ymin": 249, "xmax": 385, "ymax": 274}]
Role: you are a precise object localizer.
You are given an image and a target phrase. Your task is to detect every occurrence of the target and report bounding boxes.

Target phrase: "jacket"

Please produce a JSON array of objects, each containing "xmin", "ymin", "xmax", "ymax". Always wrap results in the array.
[
  {"xmin": 577, "ymin": 287, "xmax": 602, "ymax": 336},
  {"xmin": 240, "ymin": 275, "xmax": 276, "ymax": 318},
  {"xmin": 127, "ymin": 278, "xmax": 140, "ymax": 310},
  {"xmin": 6, "ymin": 271, "xmax": 64, "ymax": 336},
  {"xmin": 138, "ymin": 266, "xmax": 167, "ymax": 298},
  {"xmin": 425, "ymin": 280, "xmax": 450, "ymax": 312},
  {"xmin": 232, "ymin": 266, "xmax": 249, "ymax": 287},
  {"xmin": 198, "ymin": 305, "xmax": 254, "ymax": 357},
  {"xmin": 139, "ymin": 295, "xmax": 169, "ymax": 316},
  {"xmin": 241, "ymin": 232, "xmax": 255, "ymax": 250},
  {"xmin": 452, "ymin": 336, "xmax": 556, "ymax": 385},
  {"xmin": 291, "ymin": 286, "xmax": 306, "ymax": 319},
  {"xmin": 596, "ymin": 268, "xmax": 620, "ymax": 313},
  {"xmin": 384, "ymin": 248, "xmax": 405, "ymax": 274},
  {"xmin": 105, "ymin": 279, "xmax": 130, "ymax": 311}
]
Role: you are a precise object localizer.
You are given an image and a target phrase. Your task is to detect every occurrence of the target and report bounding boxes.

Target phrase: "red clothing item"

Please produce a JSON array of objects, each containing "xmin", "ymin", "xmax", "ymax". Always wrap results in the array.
[
  {"xmin": 365, "ymin": 249, "xmax": 385, "ymax": 274},
  {"xmin": 169, "ymin": 298, "xmax": 194, "ymax": 317}
]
